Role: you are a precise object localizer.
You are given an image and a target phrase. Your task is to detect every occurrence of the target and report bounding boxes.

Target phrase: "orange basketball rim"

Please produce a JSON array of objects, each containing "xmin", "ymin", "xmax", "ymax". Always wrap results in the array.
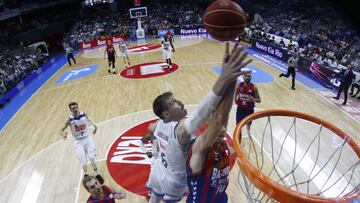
[{"xmin": 233, "ymin": 109, "xmax": 360, "ymax": 203}]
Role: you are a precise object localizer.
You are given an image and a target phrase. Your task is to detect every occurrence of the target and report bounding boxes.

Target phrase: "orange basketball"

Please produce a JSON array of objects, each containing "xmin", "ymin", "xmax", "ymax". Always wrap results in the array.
[{"xmin": 203, "ymin": 0, "xmax": 247, "ymax": 41}]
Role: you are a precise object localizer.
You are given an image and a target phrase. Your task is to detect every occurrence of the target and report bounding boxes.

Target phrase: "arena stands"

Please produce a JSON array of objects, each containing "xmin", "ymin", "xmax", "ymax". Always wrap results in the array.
[
  {"xmin": 0, "ymin": 47, "xmax": 48, "ymax": 96},
  {"xmin": 1, "ymin": 0, "xmax": 360, "ymax": 102},
  {"xmin": 249, "ymin": 0, "xmax": 360, "ymax": 72}
]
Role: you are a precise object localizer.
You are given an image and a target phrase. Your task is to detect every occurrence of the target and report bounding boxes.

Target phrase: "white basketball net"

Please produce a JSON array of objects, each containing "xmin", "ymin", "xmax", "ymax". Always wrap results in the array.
[{"xmin": 236, "ymin": 114, "xmax": 360, "ymax": 202}]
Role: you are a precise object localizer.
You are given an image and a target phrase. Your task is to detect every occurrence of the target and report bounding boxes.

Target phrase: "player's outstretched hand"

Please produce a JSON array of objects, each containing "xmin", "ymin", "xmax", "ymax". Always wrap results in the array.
[
  {"xmin": 146, "ymin": 152, "xmax": 153, "ymax": 158},
  {"xmin": 114, "ymin": 191, "xmax": 126, "ymax": 199},
  {"xmin": 221, "ymin": 42, "xmax": 252, "ymax": 83},
  {"xmin": 213, "ymin": 43, "xmax": 252, "ymax": 96}
]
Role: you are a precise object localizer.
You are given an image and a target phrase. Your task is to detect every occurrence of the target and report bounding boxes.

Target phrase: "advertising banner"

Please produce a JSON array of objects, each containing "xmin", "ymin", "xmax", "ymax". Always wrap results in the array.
[
  {"xmin": 251, "ymin": 39, "xmax": 291, "ymax": 62},
  {"xmin": 0, "ymin": 56, "xmax": 60, "ymax": 106},
  {"xmin": 79, "ymin": 35, "xmax": 125, "ymax": 49}
]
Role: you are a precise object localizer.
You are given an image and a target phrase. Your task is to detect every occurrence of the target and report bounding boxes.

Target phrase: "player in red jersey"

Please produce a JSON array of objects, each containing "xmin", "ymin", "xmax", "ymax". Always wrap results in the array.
[
  {"xmin": 235, "ymin": 73, "xmax": 261, "ymax": 133},
  {"xmin": 104, "ymin": 40, "xmax": 117, "ymax": 74},
  {"xmin": 83, "ymin": 175, "xmax": 126, "ymax": 203},
  {"xmin": 186, "ymin": 67, "xmax": 237, "ymax": 203},
  {"xmin": 146, "ymin": 43, "xmax": 251, "ymax": 203}
]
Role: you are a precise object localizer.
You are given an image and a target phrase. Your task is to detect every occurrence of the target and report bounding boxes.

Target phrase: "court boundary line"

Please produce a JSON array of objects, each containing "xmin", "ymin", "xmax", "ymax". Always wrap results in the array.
[
  {"xmin": 81, "ymin": 37, "xmax": 204, "ymax": 59},
  {"xmin": 0, "ymin": 108, "xmax": 155, "ymax": 184},
  {"xmin": 0, "ymin": 63, "xmax": 65, "ymax": 134},
  {"xmin": 309, "ymin": 89, "xmax": 360, "ymax": 124},
  {"xmin": 0, "ymin": 140, "xmax": 63, "ymax": 184},
  {"xmin": 250, "ymin": 49, "xmax": 360, "ymax": 125},
  {"xmin": 0, "ymin": 105, "xmax": 242, "ymax": 203},
  {"xmin": 0, "ymin": 53, "xmax": 79, "ymax": 134},
  {"xmin": 36, "ymin": 61, "xmax": 222, "ymax": 94},
  {"xmin": 82, "ymin": 117, "xmax": 160, "ymax": 203},
  {"xmin": 74, "ymin": 171, "xmax": 83, "ymax": 203}
]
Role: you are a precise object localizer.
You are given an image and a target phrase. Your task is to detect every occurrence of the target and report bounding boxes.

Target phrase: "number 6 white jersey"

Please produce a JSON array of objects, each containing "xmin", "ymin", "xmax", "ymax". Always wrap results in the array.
[{"xmin": 153, "ymin": 119, "xmax": 189, "ymax": 181}]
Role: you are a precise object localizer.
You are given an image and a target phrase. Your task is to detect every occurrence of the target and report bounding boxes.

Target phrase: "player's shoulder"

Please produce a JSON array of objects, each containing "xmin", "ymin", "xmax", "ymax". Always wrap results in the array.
[
  {"xmin": 148, "ymin": 121, "xmax": 159, "ymax": 132},
  {"xmin": 174, "ymin": 119, "xmax": 187, "ymax": 136}
]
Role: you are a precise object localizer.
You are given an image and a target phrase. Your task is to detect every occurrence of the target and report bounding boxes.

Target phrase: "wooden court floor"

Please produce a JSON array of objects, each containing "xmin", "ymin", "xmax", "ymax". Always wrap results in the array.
[{"xmin": 0, "ymin": 36, "xmax": 359, "ymax": 203}]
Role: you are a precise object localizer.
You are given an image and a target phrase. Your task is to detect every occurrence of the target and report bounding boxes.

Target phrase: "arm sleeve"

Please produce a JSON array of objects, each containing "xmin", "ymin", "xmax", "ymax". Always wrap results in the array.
[{"xmin": 184, "ymin": 90, "xmax": 222, "ymax": 135}]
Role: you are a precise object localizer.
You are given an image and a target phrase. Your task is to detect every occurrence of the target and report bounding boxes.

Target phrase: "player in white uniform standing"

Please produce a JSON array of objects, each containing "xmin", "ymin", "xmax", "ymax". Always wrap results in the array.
[
  {"xmin": 60, "ymin": 102, "xmax": 104, "ymax": 183},
  {"xmin": 145, "ymin": 43, "xmax": 252, "ymax": 203},
  {"xmin": 119, "ymin": 39, "xmax": 131, "ymax": 68},
  {"xmin": 162, "ymin": 33, "xmax": 175, "ymax": 71}
]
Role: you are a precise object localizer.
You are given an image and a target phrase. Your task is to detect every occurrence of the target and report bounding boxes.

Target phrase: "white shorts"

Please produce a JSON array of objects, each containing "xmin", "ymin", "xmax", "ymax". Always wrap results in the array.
[
  {"xmin": 163, "ymin": 49, "xmax": 172, "ymax": 59},
  {"xmin": 120, "ymin": 50, "xmax": 128, "ymax": 57},
  {"xmin": 73, "ymin": 135, "xmax": 96, "ymax": 166},
  {"xmin": 147, "ymin": 160, "xmax": 187, "ymax": 202}
]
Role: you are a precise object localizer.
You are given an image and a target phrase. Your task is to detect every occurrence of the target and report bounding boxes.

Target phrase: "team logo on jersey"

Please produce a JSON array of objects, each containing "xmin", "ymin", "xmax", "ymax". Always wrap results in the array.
[
  {"xmin": 128, "ymin": 44, "xmax": 161, "ymax": 53},
  {"xmin": 120, "ymin": 62, "xmax": 179, "ymax": 79},
  {"xmin": 106, "ymin": 119, "xmax": 236, "ymax": 197},
  {"xmin": 56, "ymin": 64, "xmax": 98, "ymax": 84}
]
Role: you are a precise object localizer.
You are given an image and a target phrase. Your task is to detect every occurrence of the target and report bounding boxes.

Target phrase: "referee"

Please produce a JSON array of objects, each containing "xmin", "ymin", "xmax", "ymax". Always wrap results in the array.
[
  {"xmin": 65, "ymin": 44, "xmax": 76, "ymax": 66},
  {"xmin": 279, "ymin": 52, "xmax": 298, "ymax": 90}
]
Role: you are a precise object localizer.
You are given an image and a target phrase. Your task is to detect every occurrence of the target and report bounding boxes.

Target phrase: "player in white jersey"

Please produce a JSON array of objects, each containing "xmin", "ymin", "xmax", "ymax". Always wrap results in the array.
[
  {"xmin": 144, "ymin": 43, "xmax": 252, "ymax": 203},
  {"xmin": 162, "ymin": 33, "xmax": 175, "ymax": 71},
  {"xmin": 119, "ymin": 39, "xmax": 131, "ymax": 68},
  {"xmin": 60, "ymin": 102, "xmax": 104, "ymax": 183}
]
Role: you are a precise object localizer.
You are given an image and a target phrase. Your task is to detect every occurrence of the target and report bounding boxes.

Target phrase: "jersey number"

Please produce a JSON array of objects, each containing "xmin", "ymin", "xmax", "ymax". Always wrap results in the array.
[{"xmin": 161, "ymin": 152, "xmax": 168, "ymax": 168}]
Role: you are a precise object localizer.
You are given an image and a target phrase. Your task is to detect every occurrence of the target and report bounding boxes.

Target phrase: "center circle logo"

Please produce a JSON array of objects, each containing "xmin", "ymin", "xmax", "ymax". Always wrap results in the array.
[
  {"xmin": 106, "ymin": 119, "xmax": 236, "ymax": 197},
  {"xmin": 120, "ymin": 62, "xmax": 179, "ymax": 79},
  {"xmin": 128, "ymin": 44, "xmax": 161, "ymax": 53}
]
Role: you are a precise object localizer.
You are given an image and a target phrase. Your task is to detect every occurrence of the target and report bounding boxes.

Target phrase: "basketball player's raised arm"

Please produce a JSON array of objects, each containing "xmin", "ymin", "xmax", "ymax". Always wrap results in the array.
[
  {"xmin": 190, "ymin": 82, "xmax": 236, "ymax": 173},
  {"xmin": 176, "ymin": 43, "xmax": 252, "ymax": 145},
  {"xmin": 60, "ymin": 120, "xmax": 70, "ymax": 139}
]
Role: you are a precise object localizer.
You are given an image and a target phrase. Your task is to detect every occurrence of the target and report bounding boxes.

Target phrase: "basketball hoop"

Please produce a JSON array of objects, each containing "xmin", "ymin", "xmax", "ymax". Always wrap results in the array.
[{"xmin": 233, "ymin": 109, "xmax": 360, "ymax": 203}]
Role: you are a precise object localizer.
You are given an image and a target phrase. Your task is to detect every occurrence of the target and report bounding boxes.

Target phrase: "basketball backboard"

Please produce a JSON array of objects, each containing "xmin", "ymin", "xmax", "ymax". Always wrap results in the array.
[{"xmin": 129, "ymin": 7, "xmax": 147, "ymax": 18}]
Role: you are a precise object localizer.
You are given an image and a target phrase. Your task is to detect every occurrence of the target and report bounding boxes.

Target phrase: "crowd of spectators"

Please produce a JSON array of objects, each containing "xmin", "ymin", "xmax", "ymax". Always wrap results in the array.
[
  {"xmin": 248, "ymin": 0, "xmax": 360, "ymax": 72},
  {"xmin": 3, "ymin": 0, "xmax": 77, "ymax": 9},
  {"xmin": 2, "ymin": 0, "xmax": 360, "ymax": 99},
  {"xmin": 65, "ymin": 1, "xmax": 202, "ymax": 46},
  {"xmin": 1, "ymin": 0, "xmax": 204, "ymax": 98},
  {"xmin": 0, "ymin": 47, "xmax": 48, "ymax": 96},
  {"xmin": 64, "ymin": 5, "xmax": 132, "ymax": 47},
  {"xmin": 0, "ymin": 3, "xmax": 78, "ymax": 46}
]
